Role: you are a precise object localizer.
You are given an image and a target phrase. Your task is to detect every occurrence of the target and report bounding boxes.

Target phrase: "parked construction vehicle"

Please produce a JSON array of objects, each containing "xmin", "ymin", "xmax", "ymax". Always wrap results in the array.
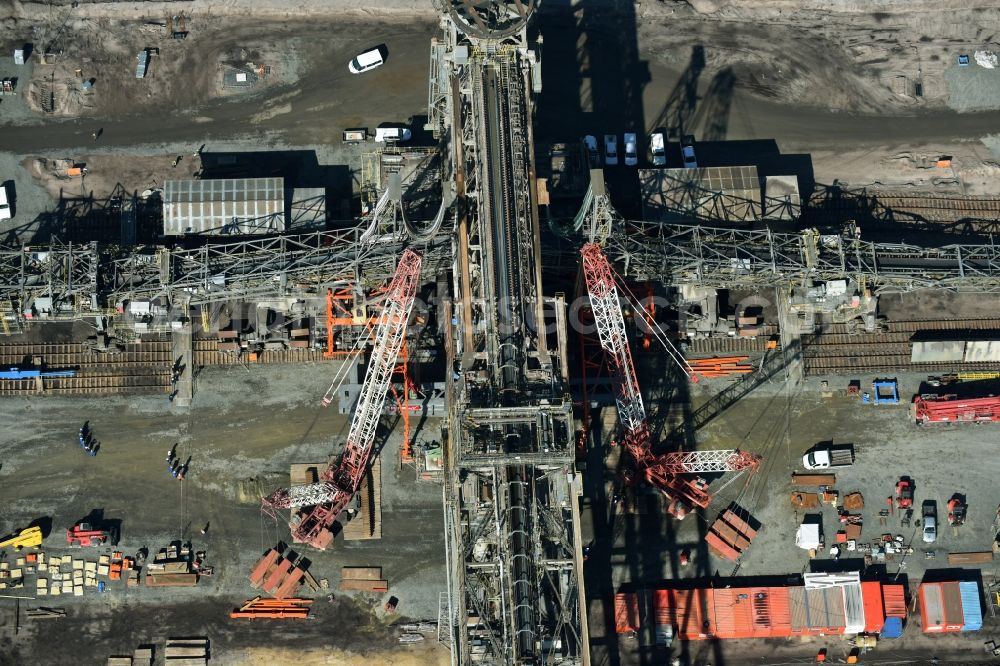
[
  {"xmin": 802, "ymin": 443, "xmax": 854, "ymax": 470},
  {"xmin": 948, "ymin": 495, "xmax": 967, "ymax": 526},
  {"xmin": 66, "ymin": 522, "xmax": 110, "ymax": 547},
  {"xmin": 896, "ymin": 477, "xmax": 914, "ymax": 509},
  {"xmin": 913, "ymin": 394, "xmax": 1000, "ymax": 424},
  {"xmin": 0, "ymin": 526, "xmax": 43, "ymax": 550}
]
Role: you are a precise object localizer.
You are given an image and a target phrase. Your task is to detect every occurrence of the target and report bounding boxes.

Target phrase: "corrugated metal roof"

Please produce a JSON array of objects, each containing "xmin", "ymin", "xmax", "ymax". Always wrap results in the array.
[
  {"xmin": 882, "ymin": 584, "xmax": 907, "ymax": 618},
  {"xmin": 861, "ymin": 581, "xmax": 885, "ymax": 633},
  {"xmin": 843, "ymin": 582, "xmax": 865, "ymax": 634},
  {"xmin": 911, "ymin": 340, "xmax": 966, "ymax": 363},
  {"xmin": 965, "ymin": 340, "xmax": 1000, "ymax": 363},
  {"xmin": 163, "ymin": 178, "xmax": 285, "ymax": 236},
  {"xmin": 822, "ymin": 587, "xmax": 846, "ymax": 630},
  {"xmin": 639, "ymin": 166, "xmax": 762, "ymax": 224},
  {"xmin": 789, "ymin": 586, "xmax": 808, "ymax": 631},
  {"xmin": 614, "ymin": 592, "xmax": 640, "ymax": 634},
  {"xmin": 959, "ymin": 581, "xmax": 983, "ymax": 632},
  {"xmin": 656, "ymin": 588, "xmax": 713, "ymax": 640},
  {"xmin": 920, "ymin": 583, "xmax": 946, "ymax": 632},
  {"xmin": 943, "ymin": 581, "xmax": 964, "ymax": 629}
]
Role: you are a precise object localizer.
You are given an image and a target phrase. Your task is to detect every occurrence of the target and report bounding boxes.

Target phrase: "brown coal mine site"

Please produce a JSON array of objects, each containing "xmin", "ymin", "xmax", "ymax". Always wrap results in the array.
[{"xmin": 4, "ymin": 1, "xmax": 1000, "ymax": 666}]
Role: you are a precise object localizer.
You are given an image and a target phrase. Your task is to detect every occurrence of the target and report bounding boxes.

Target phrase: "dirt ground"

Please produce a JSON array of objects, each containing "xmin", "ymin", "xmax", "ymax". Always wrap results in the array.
[
  {"xmin": 4, "ymin": 1, "xmax": 1000, "ymax": 664},
  {"xmin": 0, "ymin": 360, "xmax": 448, "ymax": 665},
  {"xmin": 581, "ymin": 288, "xmax": 1000, "ymax": 665}
]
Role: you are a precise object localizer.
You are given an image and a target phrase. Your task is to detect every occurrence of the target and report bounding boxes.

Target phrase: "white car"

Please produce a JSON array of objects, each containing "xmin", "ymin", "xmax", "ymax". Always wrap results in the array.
[
  {"xmin": 650, "ymin": 133, "xmax": 666, "ymax": 166},
  {"xmin": 624, "ymin": 133, "xmax": 638, "ymax": 166},
  {"xmin": 603, "ymin": 134, "xmax": 618, "ymax": 166},
  {"xmin": 0, "ymin": 184, "xmax": 10, "ymax": 221},
  {"xmin": 583, "ymin": 135, "xmax": 600, "ymax": 167},
  {"xmin": 374, "ymin": 127, "xmax": 412, "ymax": 142},
  {"xmin": 349, "ymin": 48, "xmax": 385, "ymax": 74},
  {"xmin": 922, "ymin": 514, "xmax": 937, "ymax": 543},
  {"xmin": 681, "ymin": 144, "xmax": 698, "ymax": 169}
]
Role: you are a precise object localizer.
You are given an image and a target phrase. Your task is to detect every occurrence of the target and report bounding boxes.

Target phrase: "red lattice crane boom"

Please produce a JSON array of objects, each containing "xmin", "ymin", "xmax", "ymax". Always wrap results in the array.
[
  {"xmin": 262, "ymin": 249, "xmax": 422, "ymax": 549},
  {"xmin": 580, "ymin": 243, "xmax": 759, "ymax": 515}
]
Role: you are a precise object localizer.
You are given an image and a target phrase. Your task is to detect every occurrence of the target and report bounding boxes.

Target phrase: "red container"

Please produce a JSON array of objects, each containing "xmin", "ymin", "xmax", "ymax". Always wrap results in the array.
[
  {"xmin": 882, "ymin": 584, "xmax": 907, "ymax": 618},
  {"xmin": 614, "ymin": 592, "xmax": 640, "ymax": 634},
  {"xmin": 712, "ymin": 587, "xmax": 791, "ymax": 638},
  {"xmin": 655, "ymin": 588, "xmax": 713, "ymax": 639},
  {"xmin": 861, "ymin": 581, "xmax": 886, "ymax": 632}
]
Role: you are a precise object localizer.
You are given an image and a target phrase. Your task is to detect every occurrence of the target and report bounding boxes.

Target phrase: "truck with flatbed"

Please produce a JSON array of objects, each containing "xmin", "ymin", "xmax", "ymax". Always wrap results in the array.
[{"xmin": 802, "ymin": 444, "xmax": 855, "ymax": 470}]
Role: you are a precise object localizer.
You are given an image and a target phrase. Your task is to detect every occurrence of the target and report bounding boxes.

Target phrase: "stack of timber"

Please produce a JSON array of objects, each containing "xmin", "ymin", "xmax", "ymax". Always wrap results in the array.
[
  {"xmin": 688, "ymin": 356, "xmax": 753, "ymax": 379},
  {"xmin": 146, "ymin": 544, "xmax": 198, "ymax": 587},
  {"xmin": 342, "ymin": 457, "xmax": 382, "ymax": 540},
  {"xmin": 106, "ymin": 645, "xmax": 153, "ymax": 666},
  {"xmin": 248, "ymin": 547, "xmax": 309, "ymax": 599},
  {"xmin": 705, "ymin": 508, "xmax": 758, "ymax": 561},
  {"xmin": 25, "ymin": 606, "xmax": 66, "ymax": 620},
  {"xmin": 164, "ymin": 637, "xmax": 209, "ymax": 665},
  {"xmin": 340, "ymin": 566, "xmax": 388, "ymax": 592},
  {"xmin": 230, "ymin": 596, "xmax": 312, "ymax": 619}
]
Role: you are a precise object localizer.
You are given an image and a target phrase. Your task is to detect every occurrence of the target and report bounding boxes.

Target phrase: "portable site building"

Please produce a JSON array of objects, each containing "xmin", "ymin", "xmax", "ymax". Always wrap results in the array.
[{"xmin": 918, "ymin": 581, "xmax": 982, "ymax": 633}]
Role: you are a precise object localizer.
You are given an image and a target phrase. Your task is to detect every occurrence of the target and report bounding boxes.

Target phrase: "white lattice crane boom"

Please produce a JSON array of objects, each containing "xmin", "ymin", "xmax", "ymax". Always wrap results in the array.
[
  {"xmin": 580, "ymin": 242, "xmax": 760, "ymax": 515},
  {"xmin": 262, "ymin": 249, "xmax": 422, "ymax": 548}
]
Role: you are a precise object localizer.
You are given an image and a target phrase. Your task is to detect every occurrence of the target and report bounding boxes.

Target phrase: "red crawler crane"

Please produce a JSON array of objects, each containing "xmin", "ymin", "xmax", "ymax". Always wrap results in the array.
[
  {"xmin": 262, "ymin": 249, "xmax": 422, "ymax": 549},
  {"xmin": 580, "ymin": 243, "xmax": 760, "ymax": 517}
]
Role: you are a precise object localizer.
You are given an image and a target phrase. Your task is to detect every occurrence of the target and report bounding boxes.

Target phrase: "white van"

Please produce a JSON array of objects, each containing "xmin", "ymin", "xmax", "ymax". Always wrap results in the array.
[
  {"xmin": 349, "ymin": 48, "xmax": 384, "ymax": 74},
  {"xmin": 0, "ymin": 184, "xmax": 10, "ymax": 221},
  {"xmin": 374, "ymin": 127, "xmax": 412, "ymax": 142}
]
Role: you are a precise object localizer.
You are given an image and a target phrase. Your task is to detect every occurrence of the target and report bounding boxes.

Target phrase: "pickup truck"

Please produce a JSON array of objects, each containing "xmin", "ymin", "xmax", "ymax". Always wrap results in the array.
[
  {"xmin": 922, "ymin": 501, "xmax": 937, "ymax": 543},
  {"xmin": 802, "ymin": 444, "xmax": 854, "ymax": 470}
]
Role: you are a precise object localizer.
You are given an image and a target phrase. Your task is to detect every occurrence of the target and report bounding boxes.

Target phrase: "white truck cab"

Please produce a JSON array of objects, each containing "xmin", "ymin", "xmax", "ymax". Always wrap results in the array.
[{"xmin": 0, "ymin": 184, "xmax": 11, "ymax": 221}]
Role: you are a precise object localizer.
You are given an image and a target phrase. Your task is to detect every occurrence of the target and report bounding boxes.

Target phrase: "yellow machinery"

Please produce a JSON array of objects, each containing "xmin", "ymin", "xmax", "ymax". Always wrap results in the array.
[{"xmin": 0, "ymin": 526, "xmax": 43, "ymax": 550}]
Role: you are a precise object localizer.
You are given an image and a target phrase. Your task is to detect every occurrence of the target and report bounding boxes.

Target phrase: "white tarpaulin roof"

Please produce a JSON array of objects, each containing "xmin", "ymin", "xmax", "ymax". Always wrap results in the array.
[{"xmin": 795, "ymin": 523, "xmax": 821, "ymax": 550}]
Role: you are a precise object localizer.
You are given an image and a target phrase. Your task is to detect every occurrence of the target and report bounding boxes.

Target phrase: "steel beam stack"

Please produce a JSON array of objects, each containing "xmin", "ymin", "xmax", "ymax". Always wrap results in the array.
[{"xmin": 434, "ymin": 10, "xmax": 589, "ymax": 666}]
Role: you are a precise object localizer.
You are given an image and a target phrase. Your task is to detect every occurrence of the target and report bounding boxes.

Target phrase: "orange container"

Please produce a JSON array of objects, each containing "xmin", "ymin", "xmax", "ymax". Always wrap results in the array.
[
  {"xmin": 882, "ymin": 583, "xmax": 907, "ymax": 618},
  {"xmin": 614, "ymin": 592, "xmax": 640, "ymax": 634},
  {"xmin": 861, "ymin": 581, "xmax": 885, "ymax": 632}
]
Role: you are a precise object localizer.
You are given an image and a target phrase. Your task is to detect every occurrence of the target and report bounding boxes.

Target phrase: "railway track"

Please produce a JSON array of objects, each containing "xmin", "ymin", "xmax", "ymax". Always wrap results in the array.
[
  {"xmin": 800, "ymin": 316, "xmax": 1000, "ymax": 375},
  {"xmin": 805, "ymin": 192, "xmax": 1000, "ymax": 223},
  {"xmin": 0, "ymin": 338, "xmax": 334, "ymax": 396}
]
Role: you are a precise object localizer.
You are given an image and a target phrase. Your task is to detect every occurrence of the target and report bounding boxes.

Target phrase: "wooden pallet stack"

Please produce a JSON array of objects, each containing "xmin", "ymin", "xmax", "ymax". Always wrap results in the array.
[
  {"xmin": 705, "ymin": 509, "xmax": 759, "ymax": 561},
  {"xmin": 230, "ymin": 596, "xmax": 312, "ymax": 619},
  {"xmin": 339, "ymin": 566, "xmax": 387, "ymax": 593},
  {"xmin": 164, "ymin": 636, "xmax": 209, "ymax": 665},
  {"xmin": 145, "ymin": 544, "xmax": 198, "ymax": 587}
]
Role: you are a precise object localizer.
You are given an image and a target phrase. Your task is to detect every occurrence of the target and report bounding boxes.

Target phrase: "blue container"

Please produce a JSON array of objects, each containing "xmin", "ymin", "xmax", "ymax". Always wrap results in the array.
[
  {"xmin": 98, "ymin": 581, "xmax": 106, "ymax": 592},
  {"xmin": 881, "ymin": 616, "xmax": 903, "ymax": 638},
  {"xmin": 959, "ymin": 581, "xmax": 983, "ymax": 631}
]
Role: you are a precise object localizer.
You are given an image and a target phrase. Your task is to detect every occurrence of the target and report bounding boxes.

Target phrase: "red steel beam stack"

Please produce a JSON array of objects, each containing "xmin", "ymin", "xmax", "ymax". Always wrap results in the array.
[
  {"xmin": 688, "ymin": 356, "xmax": 753, "ymax": 379},
  {"xmin": 230, "ymin": 596, "xmax": 312, "ymax": 619}
]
